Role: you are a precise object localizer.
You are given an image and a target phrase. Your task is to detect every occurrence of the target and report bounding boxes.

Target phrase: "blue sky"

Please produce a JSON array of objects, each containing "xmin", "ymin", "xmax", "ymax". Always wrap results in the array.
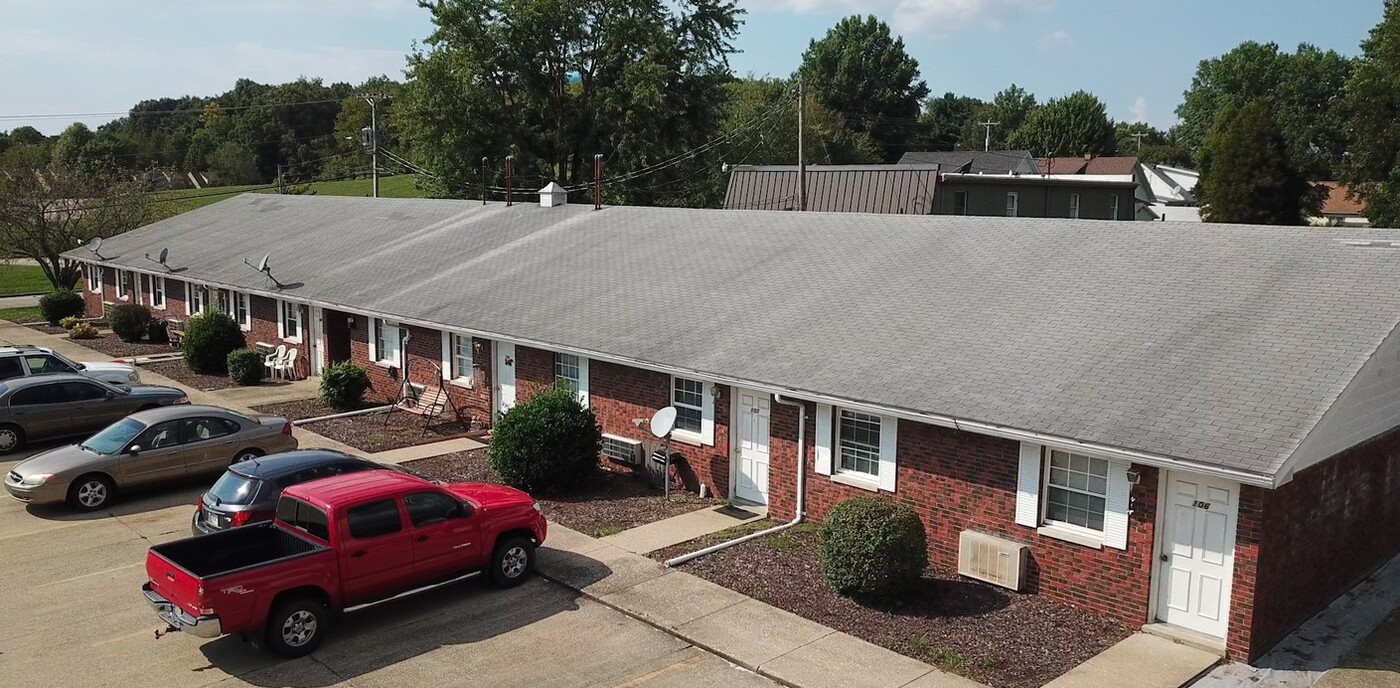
[{"xmin": 0, "ymin": 0, "xmax": 1383, "ymax": 136}]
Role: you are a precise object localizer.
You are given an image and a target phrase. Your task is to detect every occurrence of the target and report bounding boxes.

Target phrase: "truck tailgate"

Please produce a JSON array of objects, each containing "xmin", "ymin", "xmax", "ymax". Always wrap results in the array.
[{"xmin": 146, "ymin": 548, "xmax": 203, "ymax": 617}]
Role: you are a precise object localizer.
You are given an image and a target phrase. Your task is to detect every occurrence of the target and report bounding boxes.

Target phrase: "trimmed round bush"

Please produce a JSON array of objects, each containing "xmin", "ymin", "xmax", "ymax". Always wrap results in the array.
[
  {"xmin": 39, "ymin": 289, "xmax": 85, "ymax": 325},
  {"xmin": 319, "ymin": 361, "xmax": 371, "ymax": 411},
  {"xmin": 488, "ymin": 383, "xmax": 602, "ymax": 495},
  {"xmin": 59, "ymin": 316, "xmax": 82, "ymax": 330},
  {"xmin": 109, "ymin": 303, "xmax": 153, "ymax": 342},
  {"xmin": 227, "ymin": 348, "xmax": 265, "ymax": 386},
  {"xmin": 68, "ymin": 322, "xmax": 98, "ymax": 340},
  {"xmin": 818, "ymin": 497, "xmax": 928, "ymax": 602},
  {"xmin": 182, "ymin": 311, "xmax": 246, "ymax": 375}
]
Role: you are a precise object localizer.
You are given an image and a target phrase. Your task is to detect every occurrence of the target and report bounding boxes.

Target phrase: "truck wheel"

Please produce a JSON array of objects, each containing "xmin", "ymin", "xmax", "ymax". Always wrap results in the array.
[
  {"xmin": 67, "ymin": 474, "xmax": 113, "ymax": 511},
  {"xmin": 489, "ymin": 536, "xmax": 535, "ymax": 588},
  {"xmin": 265, "ymin": 597, "xmax": 327, "ymax": 658}
]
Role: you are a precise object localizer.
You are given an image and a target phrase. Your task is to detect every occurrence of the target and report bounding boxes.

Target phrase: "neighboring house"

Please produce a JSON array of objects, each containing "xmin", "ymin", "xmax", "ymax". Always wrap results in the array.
[
  {"xmin": 1036, "ymin": 155, "xmax": 1203, "ymax": 222},
  {"xmin": 1311, "ymin": 182, "xmax": 1370, "ymax": 227},
  {"xmin": 69, "ymin": 191, "xmax": 1400, "ymax": 664},
  {"xmin": 935, "ymin": 173, "xmax": 1136, "ymax": 220},
  {"xmin": 723, "ymin": 164, "xmax": 939, "ymax": 213},
  {"xmin": 899, "ymin": 149, "xmax": 1040, "ymax": 175}
]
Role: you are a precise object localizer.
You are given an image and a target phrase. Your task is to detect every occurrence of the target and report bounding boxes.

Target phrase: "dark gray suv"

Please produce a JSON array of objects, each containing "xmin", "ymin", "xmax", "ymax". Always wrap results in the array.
[{"xmin": 0, "ymin": 373, "xmax": 188, "ymax": 453}]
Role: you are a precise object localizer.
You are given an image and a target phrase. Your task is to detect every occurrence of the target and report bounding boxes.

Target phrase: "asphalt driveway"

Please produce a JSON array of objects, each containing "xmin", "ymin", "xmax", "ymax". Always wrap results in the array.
[{"xmin": 0, "ymin": 454, "xmax": 775, "ymax": 688}]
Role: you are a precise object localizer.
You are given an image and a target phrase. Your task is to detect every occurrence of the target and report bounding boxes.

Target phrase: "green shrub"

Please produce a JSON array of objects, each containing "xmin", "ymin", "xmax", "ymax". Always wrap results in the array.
[
  {"xmin": 68, "ymin": 322, "xmax": 98, "ymax": 339},
  {"xmin": 818, "ymin": 496, "xmax": 927, "ymax": 602},
  {"xmin": 59, "ymin": 316, "xmax": 81, "ymax": 330},
  {"xmin": 182, "ymin": 311, "xmax": 246, "ymax": 375},
  {"xmin": 488, "ymin": 383, "xmax": 602, "ymax": 495},
  {"xmin": 227, "ymin": 348, "xmax": 264, "ymax": 386},
  {"xmin": 319, "ymin": 361, "xmax": 371, "ymax": 411},
  {"xmin": 39, "ymin": 289, "xmax": 85, "ymax": 325},
  {"xmin": 109, "ymin": 303, "xmax": 153, "ymax": 342}
]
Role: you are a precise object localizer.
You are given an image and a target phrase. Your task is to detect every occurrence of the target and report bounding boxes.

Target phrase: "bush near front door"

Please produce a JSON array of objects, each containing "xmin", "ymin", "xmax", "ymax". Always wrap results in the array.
[
  {"xmin": 488, "ymin": 383, "xmax": 602, "ymax": 495},
  {"xmin": 182, "ymin": 312, "xmax": 245, "ymax": 375},
  {"xmin": 818, "ymin": 496, "xmax": 928, "ymax": 602}
]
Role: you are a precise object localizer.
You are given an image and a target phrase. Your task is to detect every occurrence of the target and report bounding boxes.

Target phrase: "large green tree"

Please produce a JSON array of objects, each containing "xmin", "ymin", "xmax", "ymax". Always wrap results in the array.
[
  {"xmin": 1115, "ymin": 122, "xmax": 1193, "ymax": 167},
  {"xmin": 920, "ymin": 93, "xmax": 984, "ymax": 152},
  {"xmin": 1177, "ymin": 41, "xmax": 1352, "ymax": 178},
  {"xmin": 957, "ymin": 84, "xmax": 1037, "ymax": 151},
  {"xmin": 1195, "ymin": 100, "xmax": 1311, "ymax": 224},
  {"xmin": 399, "ymin": 0, "xmax": 741, "ymax": 207},
  {"xmin": 1340, "ymin": 1, "xmax": 1400, "ymax": 227},
  {"xmin": 1006, "ymin": 90, "xmax": 1116, "ymax": 158},
  {"xmin": 800, "ymin": 15, "xmax": 929, "ymax": 162}
]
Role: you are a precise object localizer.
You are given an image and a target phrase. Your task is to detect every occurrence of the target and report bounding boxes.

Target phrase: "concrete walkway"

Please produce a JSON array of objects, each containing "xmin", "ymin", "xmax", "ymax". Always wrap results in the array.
[
  {"xmin": 536, "ymin": 523, "xmax": 985, "ymax": 688},
  {"xmin": 211, "ymin": 376, "xmax": 321, "ymax": 406},
  {"xmin": 1043, "ymin": 633, "xmax": 1219, "ymax": 688},
  {"xmin": 1316, "ymin": 610, "xmax": 1400, "ymax": 687},
  {"xmin": 602, "ymin": 503, "xmax": 768, "ymax": 554},
  {"xmin": 0, "ymin": 294, "xmax": 40, "ymax": 309}
]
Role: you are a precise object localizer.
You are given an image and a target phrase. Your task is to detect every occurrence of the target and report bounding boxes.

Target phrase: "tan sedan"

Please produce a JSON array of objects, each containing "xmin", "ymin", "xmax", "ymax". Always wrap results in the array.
[{"xmin": 3, "ymin": 405, "xmax": 299, "ymax": 511}]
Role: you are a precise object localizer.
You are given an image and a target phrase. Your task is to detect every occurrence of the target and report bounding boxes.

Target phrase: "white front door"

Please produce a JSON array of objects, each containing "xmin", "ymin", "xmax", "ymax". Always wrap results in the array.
[
  {"xmin": 733, "ymin": 389, "xmax": 771, "ymax": 505},
  {"xmin": 1157, "ymin": 471, "xmax": 1238, "ymax": 638},
  {"xmin": 494, "ymin": 342, "xmax": 516, "ymax": 417},
  {"xmin": 309, "ymin": 306, "xmax": 324, "ymax": 376}
]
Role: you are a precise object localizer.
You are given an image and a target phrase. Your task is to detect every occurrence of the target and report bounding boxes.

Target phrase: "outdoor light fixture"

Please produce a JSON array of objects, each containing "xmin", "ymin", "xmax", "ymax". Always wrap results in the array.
[{"xmin": 1125, "ymin": 469, "xmax": 1141, "ymax": 485}]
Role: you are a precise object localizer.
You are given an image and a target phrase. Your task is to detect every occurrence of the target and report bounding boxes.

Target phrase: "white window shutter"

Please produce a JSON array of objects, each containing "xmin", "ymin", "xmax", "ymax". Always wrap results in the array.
[
  {"xmin": 699, "ymin": 381, "xmax": 714, "ymax": 445},
  {"xmin": 814, "ymin": 404, "xmax": 833, "ymax": 475},
  {"xmin": 878, "ymin": 415, "xmax": 898, "ymax": 492},
  {"xmin": 1103, "ymin": 461, "xmax": 1131, "ymax": 550},
  {"xmin": 1015, "ymin": 442, "xmax": 1043, "ymax": 527},
  {"xmin": 367, "ymin": 319, "xmax": 379, "ymax": 363},
  {"xmin": 440, "ymin": 331, "xmax": 452, "ymax": 380},
  {"xmin": 276, "ymin": 301, "xmax": 286, "ymax": 339},
  {"xmin": 578, "ymin": 357, "xmax": 590, "ymax": 407}
]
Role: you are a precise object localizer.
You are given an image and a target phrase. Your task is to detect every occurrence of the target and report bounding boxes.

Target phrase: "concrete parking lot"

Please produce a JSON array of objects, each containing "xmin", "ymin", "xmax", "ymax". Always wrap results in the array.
[{"xmin": 0, "ymin": 446, "xmax": 776, "ymax": 688}]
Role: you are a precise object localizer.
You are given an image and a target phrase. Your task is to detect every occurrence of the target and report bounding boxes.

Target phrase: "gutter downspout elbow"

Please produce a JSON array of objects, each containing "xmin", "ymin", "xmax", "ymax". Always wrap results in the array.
[{"xmin": 664, "ymin": 394, "xmax": 806, "ymax": 567}]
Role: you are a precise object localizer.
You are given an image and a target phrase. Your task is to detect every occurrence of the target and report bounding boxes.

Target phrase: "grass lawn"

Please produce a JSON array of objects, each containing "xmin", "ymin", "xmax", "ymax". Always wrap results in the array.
[
  {"xmin": 150, "ymin": 175, "xmax": 425, "ymax": 218},
  {"xmin": 0, "ymin": 305, "xmax": 43, "ymax": 324},
  {"xmin": 0, "ymin": 264, "xmax": 51, "ymax": 296}
]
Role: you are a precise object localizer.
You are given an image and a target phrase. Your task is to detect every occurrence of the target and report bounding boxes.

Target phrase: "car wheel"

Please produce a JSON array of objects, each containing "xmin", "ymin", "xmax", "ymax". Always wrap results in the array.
[
  {"xmin": 67, "ymin": 474, "xmax": 114, "ymax": 511},
  {"xmin": 265, "ymin": 597, "xmax": 327, "ymax": 658},
  {"xmin": 232, "ymin": 448, "xmax": 265, "ymax": 464},
  {"xmin": 489, "ymin": 536, "xmax": 535, "ymax": 588},
  {"xmin": 0, "ymin": 424, "xmax": 24, "ymax": 454}
]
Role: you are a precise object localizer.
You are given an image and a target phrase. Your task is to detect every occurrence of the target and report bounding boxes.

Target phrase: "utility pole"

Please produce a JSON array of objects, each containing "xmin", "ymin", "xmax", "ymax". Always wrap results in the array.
[
  {"xmin": 276, "ymin": 163, "xmax": 284, "ymax": 194},
  {"xmin": 980, "ymin": 120, "xmax": 1000, "ymax": 152},
  {"xmin": 362, "ymin": 93, "xmax": 386, "ymax": 198},
  {"xmin": 1131, "ymin": 132, "xmax": 1148, "ymax": 153},
  {"xmin": 797, "ymin": 72, "xmax": 807, "ymax": 212}
]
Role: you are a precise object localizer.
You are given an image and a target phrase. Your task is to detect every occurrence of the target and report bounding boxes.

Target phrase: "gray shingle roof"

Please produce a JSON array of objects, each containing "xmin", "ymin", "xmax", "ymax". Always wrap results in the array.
[
  {"xmin": 723, "ymin": 164, "xmax": 939, "ymax": 214},
  {"xmin": 898, "ymin": 150, "xmax": 1039, "ymax": 175},
  {"xmin": 71, "ymin": 194, "xmax": 1400, "ymax": 479}
]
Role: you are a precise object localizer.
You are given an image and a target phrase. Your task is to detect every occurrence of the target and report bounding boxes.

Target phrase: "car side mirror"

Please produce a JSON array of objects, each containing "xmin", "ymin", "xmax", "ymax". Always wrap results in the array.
[
  {"xmin": 127, "ymin": 445, "xmax": 142, "ymax": 455},
  {"xmin": 105, "ymin": 391, "xmax": 117, "ymax": 400}
]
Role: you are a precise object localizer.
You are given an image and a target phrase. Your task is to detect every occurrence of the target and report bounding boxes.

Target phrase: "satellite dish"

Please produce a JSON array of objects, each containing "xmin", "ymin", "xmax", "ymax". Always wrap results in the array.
[
  {"xmin": 649, "ymin": 406, "xmax": 677, "ymax": 439},
  {"xmin": 89, "ymin": 237, "xmax": 103, "ymax": 252},
  {"xmin": 158, "ymin": 248, "xmax": 169, "ymax": 264},
  {"xmin": 257, "ymin": 254, "xmax": 270, "ymax": 272}
]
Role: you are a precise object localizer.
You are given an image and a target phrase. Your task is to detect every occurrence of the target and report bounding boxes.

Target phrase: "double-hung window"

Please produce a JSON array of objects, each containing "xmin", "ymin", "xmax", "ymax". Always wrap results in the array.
[
  {"xmin": 86, "ymin": 264, "xmax": 102, "ymax": 292},
  {"xmin": 278, "ymin": 300, "xmax": 302, "ymax": 342},
  {"xmin": 670, "ymin": 376, "xmax": 714, "ymax": 445},
  {"xmin": 441, "ymin": 332, "xmax": 474, "ymax": 386},
  {"xmin": 118, "ymin": 271, "xmax": 134, "ymax": 301},
  {"xmin": 1111, "ymin": 195, "xmax": 1120, "ymax": 220},
  {"xmin": 837, "ymin": 410, "xmax": 882, "ymax": 479},
  {"xmin": 234, "ymin": 292, "xmax": 251, "ymax": 330},
  {"xmin": 149, "ymin": 276, "xmax": 165, "ymax": 310},
  {"xmin": 1069, "ymin": 193, "xmax": 1081, "ymax": 219},
  {"xmin": 1005, "ymin": 192, "xmax": 1019, "ymax": 217},
  {"xmin": 215, "ymin": 289, "xmax": 232, "ymax": 315},
  {"xmin": 1044, "ymin": 450, "xmax": 1109, "ymax": 532},
  {"xmin": 553, "ymin": 352, "xmax": 588, "ymax": 405},
  {"xmin": 1014, "ymin": 443, "xmax": 1130, "ymax": 550},
  {"xmin": 187, "ymin": 284, "xmax": 206, "ymax": 315},
  {"xmin": 814, "ymin": 405, "xmax": 897, "ymax": 492},
  {"xmin": 372, "ymin": 319, "xmax": 401, "ymax": 366}
]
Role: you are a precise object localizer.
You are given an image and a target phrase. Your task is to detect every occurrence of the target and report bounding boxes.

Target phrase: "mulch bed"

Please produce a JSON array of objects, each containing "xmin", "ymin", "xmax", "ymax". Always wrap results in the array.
[
  {"xmin": 141, "ymin": 359, "xmax": 240, "ymax": 391},
  {"xmin": 649, "ymin": 526, "xmax": 1132, "ymax": 688},
  {"xmin": 407, "ymin": 448, "xmax": 714, "ymax": 537},
  {"xmin": 24, "ymin": 322, "xmax": 71, "ymax": 335},
  {"xmin": 72, "ymin": 334, "xmax": 179, "ymax": 359},
  {"xmin": 253, "ymin": 398, "xmax": 476, "ymax": 454}
]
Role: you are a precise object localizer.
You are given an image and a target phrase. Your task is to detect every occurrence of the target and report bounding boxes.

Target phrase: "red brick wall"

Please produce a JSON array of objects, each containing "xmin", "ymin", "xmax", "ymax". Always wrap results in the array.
[
  {"xmin": 163, "ymin": 278, "xmax": 188, "ymax": 320},
  {"xmin": 1230, "ymin": 429, "xmax": 1400, "ymax": 660},
  {"xmin": 765, "ymin": 400, "xmax": 1158, "ymax": 628},
  {"xmin": 343, "ymin": 320, "xmax": 493, "ymax": 426}
]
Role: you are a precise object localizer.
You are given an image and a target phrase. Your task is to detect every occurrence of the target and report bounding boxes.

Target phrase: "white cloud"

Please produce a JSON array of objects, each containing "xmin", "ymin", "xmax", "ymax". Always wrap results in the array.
[
  {"xmin": 1037, "ymin": 29, "xmax": 1070, "ymax": 50},
  {"xmin": 892, "ymin": 0, "xmax": 1052, "ymax": 36},
  {"xmin": 1131, "ymin": 96, "xmax": 1149, "ymax": 124}
]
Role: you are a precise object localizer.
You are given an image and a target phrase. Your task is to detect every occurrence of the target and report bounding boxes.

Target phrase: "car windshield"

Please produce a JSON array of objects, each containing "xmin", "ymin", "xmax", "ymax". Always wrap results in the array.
[
  {"xmin": 208, "ymin": 471, "xmax": 261, "ymax": 506},
  {"xmin": 81, "ymin": 418, "xmax": 145, "ymax": 455}
]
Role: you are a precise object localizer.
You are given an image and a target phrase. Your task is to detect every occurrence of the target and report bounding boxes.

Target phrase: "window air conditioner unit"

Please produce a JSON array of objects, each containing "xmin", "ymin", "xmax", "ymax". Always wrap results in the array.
[
  {"xmin": 600, "ymin": 433, "xmax": 645, "ymax": 465},
  {"xmin": 958, "ymin": 530, "xmax": 1029, "ymax": 591}
]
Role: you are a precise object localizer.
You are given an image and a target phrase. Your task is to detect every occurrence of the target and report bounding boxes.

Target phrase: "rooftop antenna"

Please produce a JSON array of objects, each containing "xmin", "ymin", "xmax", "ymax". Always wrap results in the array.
[
  {"xmin": 242, "ymin": 252, "xmax": 285, "ymax": 289},
  {"xmin": 144, "ymin": 247, "xmax": 172, "ymax": 271},
  {"xmin": 87, "ymin": 237, "xmax": 104, "ymax": 260}
]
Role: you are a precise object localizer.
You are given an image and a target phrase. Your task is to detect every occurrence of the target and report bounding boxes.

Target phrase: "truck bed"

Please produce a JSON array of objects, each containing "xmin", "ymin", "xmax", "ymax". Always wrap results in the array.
[{"xmin": 152, "ymin": 523, "xmax": 324, "ymax": 579}]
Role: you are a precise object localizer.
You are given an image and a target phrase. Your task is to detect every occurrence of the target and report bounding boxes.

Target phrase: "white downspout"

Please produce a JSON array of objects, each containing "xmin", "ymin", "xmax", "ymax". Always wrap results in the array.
[{"xmin": 666, "ymin": 394, "xmax": 806, "ymax": 567}]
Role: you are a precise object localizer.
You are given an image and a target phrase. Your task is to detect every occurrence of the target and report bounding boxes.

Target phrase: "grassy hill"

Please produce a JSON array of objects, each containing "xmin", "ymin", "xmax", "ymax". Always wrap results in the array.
[{"xmin": 150, "ymin": 174, "xmax": 426, "ymax": 217}]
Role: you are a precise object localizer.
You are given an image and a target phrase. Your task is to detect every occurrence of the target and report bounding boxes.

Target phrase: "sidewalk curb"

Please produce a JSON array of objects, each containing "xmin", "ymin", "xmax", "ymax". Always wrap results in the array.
[{"xmin": 535, "ymin": 562, "xmax": 807, "ymax": 688}]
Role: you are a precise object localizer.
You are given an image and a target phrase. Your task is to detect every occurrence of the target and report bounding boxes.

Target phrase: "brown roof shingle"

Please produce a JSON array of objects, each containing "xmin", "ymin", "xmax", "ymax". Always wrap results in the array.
[
  {"xmin": 1319, "ymin": 182, "xmax": 1365, "ymax": 216},
  {"xmin": 1036, "ymin": 156, "xmax": 1140, "ymax": 175}
]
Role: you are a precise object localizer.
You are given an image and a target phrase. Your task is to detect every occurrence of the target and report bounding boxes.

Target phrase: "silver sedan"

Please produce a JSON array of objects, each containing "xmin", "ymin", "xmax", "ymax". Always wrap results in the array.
[{"xmin": 4, "ymin": 405, "xmax": 299, "ymax": 511}]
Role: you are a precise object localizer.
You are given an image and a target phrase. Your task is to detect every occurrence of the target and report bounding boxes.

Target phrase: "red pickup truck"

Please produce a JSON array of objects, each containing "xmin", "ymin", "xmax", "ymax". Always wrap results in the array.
[{"xmin": 142, "ymin": 470, "xmax": 546, "ymax": 657}]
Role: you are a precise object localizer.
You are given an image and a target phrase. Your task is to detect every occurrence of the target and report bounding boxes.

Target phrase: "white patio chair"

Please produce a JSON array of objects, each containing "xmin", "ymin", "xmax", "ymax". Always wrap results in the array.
[
  {"xmin": 264, "ymin": 344, "xmax": 287, "ymax": 379},
  {"xmin": 273, "ymin": 347, "xmax": 299, "ymax": 381}
]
